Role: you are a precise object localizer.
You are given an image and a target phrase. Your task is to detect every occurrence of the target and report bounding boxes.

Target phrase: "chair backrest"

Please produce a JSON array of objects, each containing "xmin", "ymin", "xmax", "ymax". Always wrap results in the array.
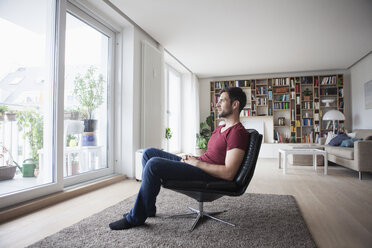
[{"xmin": 234, "ymin": 129, "xmax": 263, "ymax": 189}]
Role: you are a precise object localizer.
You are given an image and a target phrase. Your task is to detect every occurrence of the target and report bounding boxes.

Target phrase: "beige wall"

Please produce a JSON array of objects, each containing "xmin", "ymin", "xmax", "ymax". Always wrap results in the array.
[{"xmin": 350, "ymin": 52, "xmax": 372, "ymax": 129}]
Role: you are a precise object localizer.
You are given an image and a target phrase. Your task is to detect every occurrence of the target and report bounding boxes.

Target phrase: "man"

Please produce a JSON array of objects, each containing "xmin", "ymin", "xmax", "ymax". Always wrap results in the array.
[{"xmin": 109, "ymin": 87, "xmax": 250, "ymax": 230}]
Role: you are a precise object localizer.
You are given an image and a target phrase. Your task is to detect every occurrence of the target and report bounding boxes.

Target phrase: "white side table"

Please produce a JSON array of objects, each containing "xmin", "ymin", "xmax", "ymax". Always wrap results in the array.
[{"xmin": 278, "ymin": 148, "xmax": 328, "ymax": 175}]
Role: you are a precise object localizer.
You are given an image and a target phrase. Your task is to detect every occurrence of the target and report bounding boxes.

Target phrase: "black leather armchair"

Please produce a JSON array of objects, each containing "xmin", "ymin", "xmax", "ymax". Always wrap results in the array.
[{"xmin": 162, "ymin": 129, "xmax": 263, "ymax": 231}]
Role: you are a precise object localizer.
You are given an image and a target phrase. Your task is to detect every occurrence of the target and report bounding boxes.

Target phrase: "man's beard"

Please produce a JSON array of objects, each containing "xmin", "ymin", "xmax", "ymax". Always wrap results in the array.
[{"xmin": 218, "ymin": 106, "xmax": 233, "ymax": 118}]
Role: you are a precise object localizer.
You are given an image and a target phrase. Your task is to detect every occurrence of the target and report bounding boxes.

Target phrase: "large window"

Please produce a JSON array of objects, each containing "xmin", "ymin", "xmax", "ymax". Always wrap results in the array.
[
  {"xmin": 0, "ymin": 0, "xmax": 115, "ymax": 207},
  {"xmin": 0, "ymin": 0, "xmax": 56, "ymax": 197},
  {"xmin": 165, "ymin": 65, "xmax": 181, "ymax": 153},
  {"xmin": 63, "ymin": 6, "xmax": 114, "ymax": 186}
]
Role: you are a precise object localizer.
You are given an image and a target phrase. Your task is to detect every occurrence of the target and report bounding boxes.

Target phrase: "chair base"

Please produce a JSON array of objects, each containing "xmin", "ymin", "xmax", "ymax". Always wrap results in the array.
[{"xmin": 165, "ymin": 202, "xmax": 235, "ymax": 231}]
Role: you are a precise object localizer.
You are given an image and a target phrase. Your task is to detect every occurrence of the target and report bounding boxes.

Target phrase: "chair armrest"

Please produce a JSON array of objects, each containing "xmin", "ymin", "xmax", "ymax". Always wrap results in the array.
[{"xmin": 355, "ymin": 141, "xmax": 372, "ymax": 171}]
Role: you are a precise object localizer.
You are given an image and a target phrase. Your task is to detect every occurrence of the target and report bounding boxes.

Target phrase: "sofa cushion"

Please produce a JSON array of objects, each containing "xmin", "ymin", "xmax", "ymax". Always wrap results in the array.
[
  {"xmin": 365, "ymin": 135, "xmax": 372, "ymax": 140},
  {"xmin": 328, "ymin": 134, "xmax": 349, "ymax": 146},
  {"xmin": 325, "ymin": 146, "xmax": 354, "ymax": 160},
  {"xmin": 340, "ymin": 139, "xmax": 353, "ymax": 147},
  {"xmin": 347, "ymin": 132, "xmax": 356, "ymax": 138},
  {"xmin": 339, "ymin": 138, "xmax": 361, "ymax": 147},
  {"xmin": 325, "ymin": 132, "xmax": 337, "ymax": 145}
]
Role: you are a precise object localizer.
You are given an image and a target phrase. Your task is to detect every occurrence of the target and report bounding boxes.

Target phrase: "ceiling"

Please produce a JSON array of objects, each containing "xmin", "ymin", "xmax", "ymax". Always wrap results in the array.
[{"xmin": 108, "ymin": 0, "xmax": 372, "ymax": 78}]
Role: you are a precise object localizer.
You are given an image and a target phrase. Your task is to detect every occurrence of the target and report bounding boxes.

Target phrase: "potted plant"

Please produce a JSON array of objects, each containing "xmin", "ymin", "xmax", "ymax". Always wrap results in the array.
[
  {"xmin": 0, "ymin": 146, "xmax": 17, "ymax": 180},
  {"xmin": 302, "ymin": 88, "xmax": 312, "ymax": 101},
  {"xmin": 64, "ymin": 108, "xmax": 80, "ymax": 120},
  {"xmin": 165, "ymin": 127, "xmax": 172, "ymax": 151},
  {"xmin": 16, "ymin": 109, "xmax": 43, "ymax": 177},
  {"xmin": 195, "ymin": 115, "xmax": 214, "ymax": 156},
  {"xmin": 0, "ymin": 105, "xmax": 8, "ymax": 121},
  {"xmin": 73, "ymin": 66, "xmax": 105, "ymax": 146}
]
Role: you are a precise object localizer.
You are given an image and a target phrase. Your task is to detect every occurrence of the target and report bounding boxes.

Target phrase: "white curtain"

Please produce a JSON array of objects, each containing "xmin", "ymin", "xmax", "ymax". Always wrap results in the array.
[{"xmin": 180, "ymin": 73, "xmax": 200, "ymax": 154}]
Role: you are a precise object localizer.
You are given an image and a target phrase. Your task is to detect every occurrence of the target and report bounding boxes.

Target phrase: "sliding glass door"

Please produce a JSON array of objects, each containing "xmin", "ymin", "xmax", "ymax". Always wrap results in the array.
[
  {"xmin": 63, "ymin": 4, "xmax": 114, "ymax": 186},
  {"xmin": 0, "ymin": 0, "xmax": 59, "ymax": 207},
  {"xmin": 0, "ymin": 0, "xmax": 116, "ymax": 208}
]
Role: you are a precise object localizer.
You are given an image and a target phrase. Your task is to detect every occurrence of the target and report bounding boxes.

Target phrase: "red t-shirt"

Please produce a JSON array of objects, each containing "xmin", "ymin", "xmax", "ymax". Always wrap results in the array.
[{"xmin": 199, "ymin": 122, "xmax": 250, "ymax": 165}]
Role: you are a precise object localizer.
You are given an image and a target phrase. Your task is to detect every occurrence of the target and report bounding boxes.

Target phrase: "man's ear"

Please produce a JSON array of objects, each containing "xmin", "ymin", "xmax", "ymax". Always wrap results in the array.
[{"xmin": 232, "ymin": 100, "xmax": 239, "ymax": 110}]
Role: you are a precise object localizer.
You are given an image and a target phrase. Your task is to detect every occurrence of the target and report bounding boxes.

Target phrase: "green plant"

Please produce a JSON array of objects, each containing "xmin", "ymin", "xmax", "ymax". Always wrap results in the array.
[
  {"xmin": 66, "ymin": 134, "xmax": 78, "ymax": 147},
  {"xmin": 165, "ymin": 128, "xmax": 172, "ymax": 140},
  {"xmin": 0, "ymin": 105, "xmax": 8, "ymax": 114},
  {"xmin": 0, "ymin": 105, "xmax": 8, "ymax": 120},
  {"xmin": 303, "ymin": 88, "xmax": 312, "ymax": 96},
  {"xmin": 16, "ymin": 109, "xmax": 43, "ymax": 162},
  {"xmin": 196, "ymin": 115, "xmax": 214, "ymax": 149},
  {"xmin": 73, "ymin": 66, "xmax": 105, "ymax": 119}
]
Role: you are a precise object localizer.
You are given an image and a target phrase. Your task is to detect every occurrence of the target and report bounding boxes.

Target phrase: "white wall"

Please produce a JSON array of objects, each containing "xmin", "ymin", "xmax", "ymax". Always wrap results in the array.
[
  {"xmin": 350, "ymin": 52, "xmax": 372, "ymax": 129},
  {"xmin": 121, "ymin": 27, "xmax": 160, "ymax": 178},
  {"xmin": 199, "ymin": 69, "xmax": 351, "ymax": 141}
]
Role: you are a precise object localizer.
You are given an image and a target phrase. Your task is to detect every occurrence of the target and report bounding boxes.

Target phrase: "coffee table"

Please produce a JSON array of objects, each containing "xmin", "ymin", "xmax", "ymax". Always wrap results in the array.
[{"xmin": 278, "ymin": 148, "xmax": 328, "ymax": 175}]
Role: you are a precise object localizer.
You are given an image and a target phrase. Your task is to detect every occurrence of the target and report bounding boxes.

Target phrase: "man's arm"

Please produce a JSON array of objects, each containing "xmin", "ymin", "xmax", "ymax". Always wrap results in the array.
[{"xmin": 183, "ymin": 148, "xmax": 245, "ymax": 181}]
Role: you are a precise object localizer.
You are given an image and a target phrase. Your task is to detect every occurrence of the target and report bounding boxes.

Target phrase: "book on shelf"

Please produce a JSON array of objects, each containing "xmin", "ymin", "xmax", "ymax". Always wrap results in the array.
[
  {"xmin": 303, "ymin": 101, "xmax": 313, "ymax": 109},
  {"xmin": 339, "ymin": 88, "xmax": 344, "ymax": 97},
  {"xmin": 302, "ymin": 118, "xmax": 313, "ymax": 126},
  {"xmin": 339, "ymin": 101, "xmax": 344, "ymax": 109},
  {"xmin": 314, "ymin": 124, "xmax": 320, "ymax": 132},
  {"xmin": 302, "ymin": 131, "xmax": 313, "ymax": 143},
  {"xmin": 274, "ymin": 102, "xmax": 289, "ymax": 109},
  {"xmin": 274, "ymin": 130, "xmax": 283, "ymax": 143},
  {"xmin": 291, "ymin": 91, "xmax": 296, "ymax": 99},
  {"xmin": 240, "ymin": 108, "xmax": 252, "ymax": 117},
  {"xmin": 314, "ymin": 113, "xmax": 319, "ymax": 121},
  {"xmin": 234, "ymin": 80, "xmax": 248, "ymax": 87},
  {"xmin": 326, "ymin": 121, "xmax": 333, "ymax": 130},
  {"xmin": 321, "ymin": 76, "xmax": 336, "ymax": 85},
  {"xmin": 291, "ymin": 125, "xmax": 296, "ymax": 132},
  {"xmin": 296, "ymin": 96, "xmax": 300, "ymax": 104},
  {"xmin": 268, "ymin": 91, "xmax": 273, "ymax": 100}
]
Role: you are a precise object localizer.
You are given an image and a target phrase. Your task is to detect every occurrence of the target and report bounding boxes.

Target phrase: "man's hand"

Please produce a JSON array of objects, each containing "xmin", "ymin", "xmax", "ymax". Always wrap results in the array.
[
  {"xmin": 182, "ymin": 154, "xmax": 199, "ymax": 166},
  {"xmin": 182, "ymin": 148, "xmax": 245, "ymax": 181}
]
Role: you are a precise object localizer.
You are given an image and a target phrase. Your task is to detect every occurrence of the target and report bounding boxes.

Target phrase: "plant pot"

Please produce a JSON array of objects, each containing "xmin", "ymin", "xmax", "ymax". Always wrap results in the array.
[
  {"xmin": 0, "ymin": 165, "xmax": 17, "ymax": 180},
  {"xmin": 84, "ymin": 119, "xmax": 97, "ymax": 132},
  {"xmin": 71, "ymin": 161, "xmax": 80, "ymax": 175},
  {"xmin": 34, "ymin": 168, "xmax": 39, "ymax": 177},
  {"xmin": 64, "ymin": 112, "xmax": 72, "ymax": 120},
  {"xmin": 82, "ymin": 132, "xmax": 97, "ymax": 146},
  {"xmin": 5, "ymin": 112, "xmax": 16, "ymax": 121},
  {"xmin": 70, "ymin": 112, "xmax": 80, "ymax": 120}
]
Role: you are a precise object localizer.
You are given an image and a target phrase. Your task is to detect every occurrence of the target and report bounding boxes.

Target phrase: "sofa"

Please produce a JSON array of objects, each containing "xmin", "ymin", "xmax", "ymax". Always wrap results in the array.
[{"xmin": 319, "ymin": 129, "xmax": 372, "ymax": 180}]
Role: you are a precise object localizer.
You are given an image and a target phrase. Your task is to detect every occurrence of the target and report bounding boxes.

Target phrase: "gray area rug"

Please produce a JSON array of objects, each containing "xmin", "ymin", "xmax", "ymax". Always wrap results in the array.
[{"xmin": 29, "ymin": 189, "xmax": 316, "ymax": 247}]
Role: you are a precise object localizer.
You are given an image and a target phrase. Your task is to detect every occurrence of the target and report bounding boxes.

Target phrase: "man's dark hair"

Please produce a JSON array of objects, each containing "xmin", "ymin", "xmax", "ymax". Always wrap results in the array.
[{"xmin": 220, "ymin": 87, "xmax": 247, "ymax": 113}]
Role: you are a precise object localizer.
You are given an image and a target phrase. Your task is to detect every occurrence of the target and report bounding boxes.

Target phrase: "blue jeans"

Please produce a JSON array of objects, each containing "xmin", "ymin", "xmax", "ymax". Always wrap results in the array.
[{"xmin": 125, "ymin": 147, "xmax": 220, "ymax": 226}]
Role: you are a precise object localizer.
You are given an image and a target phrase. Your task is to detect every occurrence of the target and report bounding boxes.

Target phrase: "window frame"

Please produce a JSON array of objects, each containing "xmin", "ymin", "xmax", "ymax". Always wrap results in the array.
[
  {"xmin": 63, "ymin": 1, "xmax": 116, "ymax": 187},
  {"xmin": 165, "ymin": 64, "xmax": 182, "ymax": 153},
  {"xmin": 0, "ymin": 0, "xmax": 118, "ymax": 208}
]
